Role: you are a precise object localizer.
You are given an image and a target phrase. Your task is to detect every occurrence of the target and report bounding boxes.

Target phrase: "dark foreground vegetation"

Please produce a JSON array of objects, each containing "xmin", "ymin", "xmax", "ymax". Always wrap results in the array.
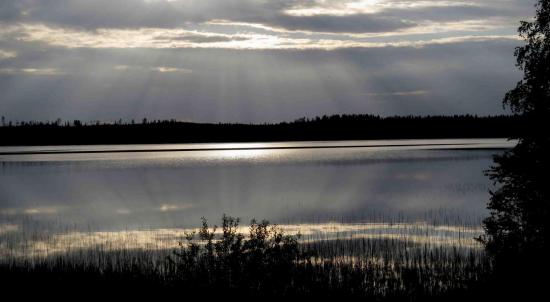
[
  {"xmin": 0, "ymin": 114, "xmax": 523, "ymax": 146},
  {"xmin": 477, "ymin": 0, "xmax": 550, "ymax": 298},
  {"xmin": 0, "ymin": 216, "xmax": 490, "ymax": 300}
]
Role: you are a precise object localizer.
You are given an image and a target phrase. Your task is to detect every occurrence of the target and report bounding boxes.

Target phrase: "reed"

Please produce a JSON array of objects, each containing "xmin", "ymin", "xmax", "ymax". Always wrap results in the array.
[{"xmin": 0, "ymin": 214, "xmax": 491, "ymax": 298}]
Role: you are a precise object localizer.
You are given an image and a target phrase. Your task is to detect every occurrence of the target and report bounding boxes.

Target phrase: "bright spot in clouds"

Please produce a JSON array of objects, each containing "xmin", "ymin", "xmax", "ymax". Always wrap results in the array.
[
  {"xmin": 0, "ymin": 0, "xmax": 536, "ymax": 122},
  {"xmin": 284, "ymin": 0, "xmax": 479, "ymax": 16},
  {"xmin": 113, "ymin": 64, "xmax": 192, "ymax": 73}
]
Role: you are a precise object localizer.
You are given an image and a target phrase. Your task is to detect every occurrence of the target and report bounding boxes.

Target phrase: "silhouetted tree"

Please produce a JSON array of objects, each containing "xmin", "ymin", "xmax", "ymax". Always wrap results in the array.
[
  {"xmin": 170, "ymin": 215, "xmax": 308, "ymax": 294},
  {"xmin": 480, "ymin": 0, "xmax": 549, "ymax": 295}
]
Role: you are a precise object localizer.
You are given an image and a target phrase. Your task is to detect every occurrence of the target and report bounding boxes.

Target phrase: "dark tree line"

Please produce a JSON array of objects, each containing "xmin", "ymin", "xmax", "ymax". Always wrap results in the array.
[{"xmin": 0, "ymin": 114, "xmax": 523, "ymax": 146}]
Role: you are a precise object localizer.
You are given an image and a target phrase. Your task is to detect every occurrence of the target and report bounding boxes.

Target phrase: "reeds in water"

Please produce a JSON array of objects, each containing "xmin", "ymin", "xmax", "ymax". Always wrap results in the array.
[{"xmin": 0, "ymin": 214, "xmax": 490, "ymax": 298}]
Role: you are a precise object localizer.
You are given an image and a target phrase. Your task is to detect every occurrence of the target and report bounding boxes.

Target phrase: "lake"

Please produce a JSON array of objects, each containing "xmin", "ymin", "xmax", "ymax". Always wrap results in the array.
[{"xmin": 0, "ymin": 138, "xmax": 513, "ymax": 257}]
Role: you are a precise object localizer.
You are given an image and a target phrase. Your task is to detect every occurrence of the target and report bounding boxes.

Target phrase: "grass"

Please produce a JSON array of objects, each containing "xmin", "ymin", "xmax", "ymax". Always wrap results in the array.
[{"xmin": 0, "ymin": 214, "xmax": 492, "ymax": 299}]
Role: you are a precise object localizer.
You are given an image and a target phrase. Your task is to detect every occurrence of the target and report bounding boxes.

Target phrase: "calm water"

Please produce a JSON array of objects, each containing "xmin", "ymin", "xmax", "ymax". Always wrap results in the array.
[{"xmin": 0, "ymin": 139, "xmax": 512, "ymax": 231}]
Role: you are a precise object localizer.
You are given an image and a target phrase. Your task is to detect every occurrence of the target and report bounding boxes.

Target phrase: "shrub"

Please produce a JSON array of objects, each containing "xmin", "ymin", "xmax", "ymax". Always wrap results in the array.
[{"xmin": 169, "ymin": 215, "xmax": 308, "ymax": 294}]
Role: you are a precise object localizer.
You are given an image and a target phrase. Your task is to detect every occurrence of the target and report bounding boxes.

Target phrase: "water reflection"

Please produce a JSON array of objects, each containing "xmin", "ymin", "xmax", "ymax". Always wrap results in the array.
[
  {"xmin": 0, "ymin": 222, "xmax": 482, "ymax": 259},
  {"xmin": 0, "ymin": 139, "xmax": 509, "ymax": 231}
]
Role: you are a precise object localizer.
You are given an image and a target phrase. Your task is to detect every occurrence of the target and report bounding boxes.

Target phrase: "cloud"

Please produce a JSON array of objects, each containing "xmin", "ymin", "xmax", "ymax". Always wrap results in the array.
[
  {"xmin": 0, "ymin": 0, "xmax": 533, "ymax": 122},
  {"xmin": 0, "ymin": 0, "xmax": 23, "ymax": 22},
  {"xmin": 0, "ymin": 67, "xmax": 65, "ymax": 75},
  {"xmin": 0, "ymin": 39, "xmax": 521, "ymax": 122},
  {"xmin": 263, "ymin": 14, "xmax": 416, "ymax": 33},
  {"xmin": 283, "ymin": 0, "xmax": 480, "ymax": 16},
  {"xmin": 157, "ymin": 33, "xmax": 249, "ymax": 43},
  {"xmin": 6, "ymin": 23, "xmax": 519, "ymax": 50},
  {"xmin": 0, "ymin": 1, "xmax": 531, "ymax": 54},
  {"xmin": 1, "ymin": 0, "xmax": 532, "ymax": 35},
  {"xmin": 113, "ymin": 64, "xmax": 192, "ymax": 73},
  {"xmin": 8, "ymin": 24, "xmax": 261, "ymax": 49},
  {"xmin": 153, "ymin": 67, "xmax": 192, "ymax": 73},
  {"xmin": 0, "ymin": 49, "xmax": 16, "ymax": 59},
  {"xmin": 283, "ymin": 0, "xmax": 530, "ymax": 19},
  {"xmin": 1, "ymin": 0, "xmax": 281, "ymax": 29},
  {"xmin": 365, "ymin": 90, "xmax": 430, "ymax": 97}
]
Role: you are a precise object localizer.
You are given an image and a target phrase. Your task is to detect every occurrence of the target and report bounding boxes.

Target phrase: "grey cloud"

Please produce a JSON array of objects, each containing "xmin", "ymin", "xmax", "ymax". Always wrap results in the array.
[
  {"xmin": 378, "ymin": 3, "xmax": 534, "ymax": 23},
  {"xmin": 260, "ymin": 14, "xmax": 416, "ymax": 33},
  {"xmin": 0, "ymin": 0, "xmax": 456, "ymax": 34},
  {"xmin": 0, "ymin": 0, "xmax": 22, "ymax": 22},
  {"xmin": 0, "ymin": 39, "xmax": 520, "ymax": 123},
  {"xmin": 0, "ymin": 49, "xmax": 17, "ymax": 60},
  {"xmin": 0, "ymin": 0, "xmax": 532, "ymax": 123},
  {"xmin": 0, "ymin": 1, "xmax": 536, "ymax": 36},
  {"xmin": 2, "ymin": 0, "xmax": 281, "ymax": 29}
]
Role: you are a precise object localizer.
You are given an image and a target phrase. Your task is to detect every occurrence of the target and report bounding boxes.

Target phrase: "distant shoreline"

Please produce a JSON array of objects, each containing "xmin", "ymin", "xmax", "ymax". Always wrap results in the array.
[{"xmin": 0, "ymin": 114, "xmax": 522, "ymax": 147}]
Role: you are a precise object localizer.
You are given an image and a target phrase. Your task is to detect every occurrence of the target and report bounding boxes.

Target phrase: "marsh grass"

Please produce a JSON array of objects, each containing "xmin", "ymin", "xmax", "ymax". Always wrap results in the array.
[{"xmin": 0, "ymin": 214, "xmax": 491, "ymax": 299}]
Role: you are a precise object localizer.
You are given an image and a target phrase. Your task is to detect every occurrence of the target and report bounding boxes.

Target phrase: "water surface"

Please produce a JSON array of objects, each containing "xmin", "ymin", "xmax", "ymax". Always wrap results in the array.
[{"xmin": 0, "ymin": 139, "xmax": 512, "ymax": 231}]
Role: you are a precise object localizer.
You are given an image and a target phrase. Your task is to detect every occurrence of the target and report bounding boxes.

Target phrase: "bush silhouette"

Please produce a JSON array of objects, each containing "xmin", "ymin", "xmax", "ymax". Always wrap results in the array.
[{"xmin": 170, "ymin": 215, "xmax": 308, "ymax": 294}]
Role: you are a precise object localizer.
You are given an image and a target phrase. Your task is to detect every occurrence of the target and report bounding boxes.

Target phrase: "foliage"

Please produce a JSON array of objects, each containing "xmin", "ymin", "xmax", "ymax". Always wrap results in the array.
[
  {"xmin": 480, "ymin": 0, "xmax": 550, "ymax": 293},
  {"xmin": 504, "ymin": 1, "xmax": 550, "ymax": 117},
  {"xmin": 169, "ymin": 215, "xmax": 307, "ymax": 294}
]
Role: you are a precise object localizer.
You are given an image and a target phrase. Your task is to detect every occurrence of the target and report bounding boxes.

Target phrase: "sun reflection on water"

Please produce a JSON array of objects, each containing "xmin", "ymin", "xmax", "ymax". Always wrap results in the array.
[{"xmin": 211, "ymin": 148, "xmax": 276, "ymax": 160}]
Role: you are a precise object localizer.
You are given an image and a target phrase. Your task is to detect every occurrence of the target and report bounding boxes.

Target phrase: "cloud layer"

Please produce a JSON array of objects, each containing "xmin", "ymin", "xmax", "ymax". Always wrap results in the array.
[{"xmin": 0, "ymin": 0, "xmax": 537, "ymax": 122}]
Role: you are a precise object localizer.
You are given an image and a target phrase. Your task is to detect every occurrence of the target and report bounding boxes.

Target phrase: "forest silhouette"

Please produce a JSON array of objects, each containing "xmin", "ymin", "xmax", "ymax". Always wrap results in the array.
[{"xmin": 0, "ymin": 114, "xmax": 522, "ymax": 146}]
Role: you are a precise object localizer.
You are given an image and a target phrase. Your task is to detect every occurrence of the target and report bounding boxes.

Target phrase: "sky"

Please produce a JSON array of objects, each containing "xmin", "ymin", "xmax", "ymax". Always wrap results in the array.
[{"xmin": 0, "ymin": 0, "xmax": 537, "ymax": 123}]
